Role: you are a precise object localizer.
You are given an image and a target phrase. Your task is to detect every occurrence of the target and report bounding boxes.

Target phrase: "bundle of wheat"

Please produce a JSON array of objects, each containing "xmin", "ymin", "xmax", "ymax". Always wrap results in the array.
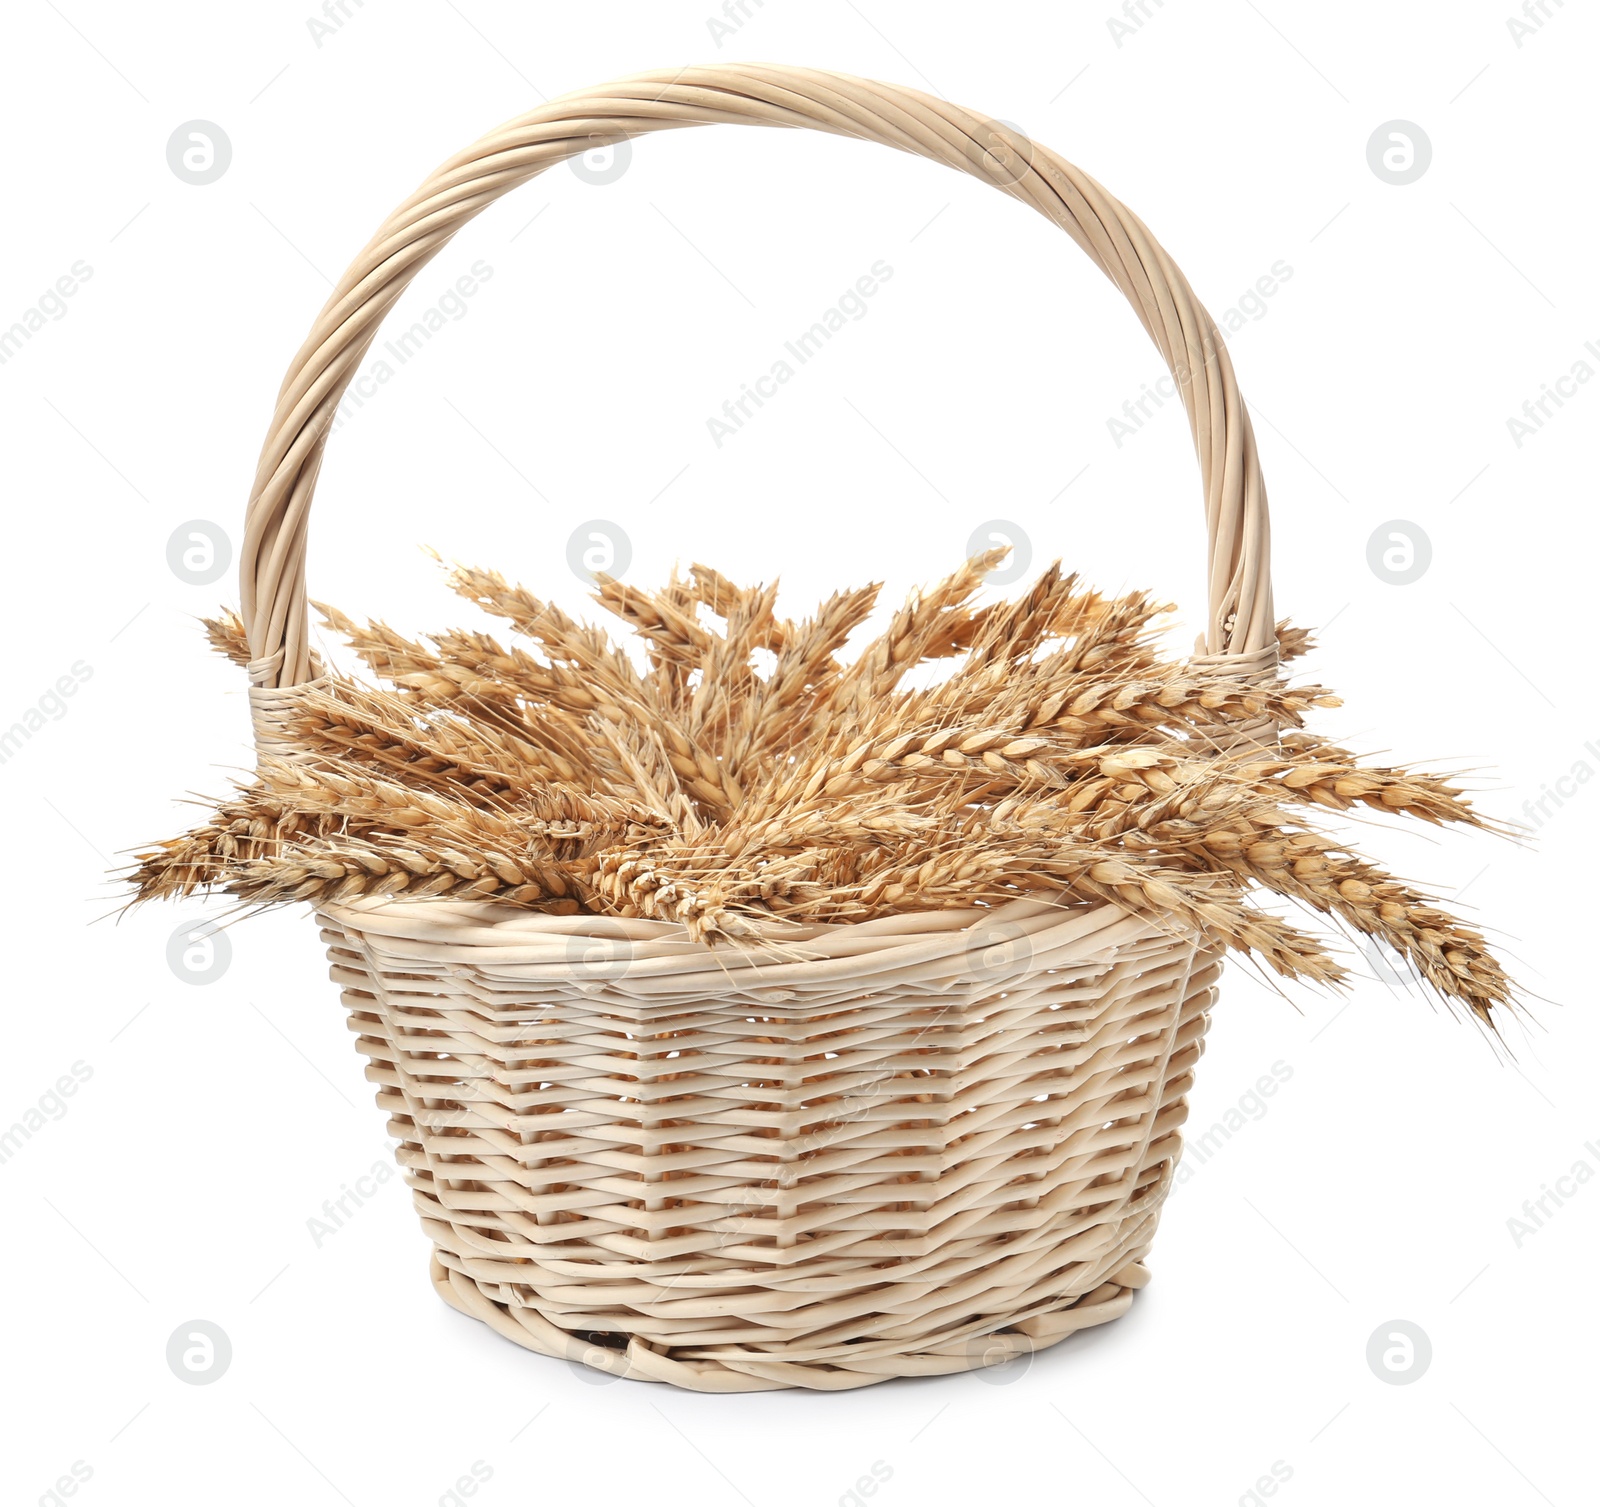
[{"xmin": 128, "ymin": 551, "xmax": 1515, "ymax": 1030}]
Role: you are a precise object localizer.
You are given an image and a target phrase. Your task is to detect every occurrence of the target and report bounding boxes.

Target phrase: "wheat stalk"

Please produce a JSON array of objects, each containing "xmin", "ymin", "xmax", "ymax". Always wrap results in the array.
[{"xmin": 229, "ymin": 833, "xmax": 591, "ymax": 909}]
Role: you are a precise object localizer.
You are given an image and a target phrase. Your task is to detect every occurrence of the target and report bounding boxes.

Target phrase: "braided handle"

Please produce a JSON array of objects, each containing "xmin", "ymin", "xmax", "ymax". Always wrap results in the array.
[{"xmin": 240, "ymin": 63, "xmax": 1274, "ymax": 693}]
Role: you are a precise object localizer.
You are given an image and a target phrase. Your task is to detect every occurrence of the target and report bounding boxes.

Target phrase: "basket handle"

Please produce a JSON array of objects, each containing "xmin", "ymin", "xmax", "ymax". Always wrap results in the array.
[{"xmin": 240, "ymin": 64, "xmax": 1275, "ymax": 694}]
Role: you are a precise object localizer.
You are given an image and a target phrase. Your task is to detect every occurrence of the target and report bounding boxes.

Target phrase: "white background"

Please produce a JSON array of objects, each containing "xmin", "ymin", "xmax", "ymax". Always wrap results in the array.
[{"xmin": 2, "ymin": 2, "xmax": 1596, "ymax": 1504}]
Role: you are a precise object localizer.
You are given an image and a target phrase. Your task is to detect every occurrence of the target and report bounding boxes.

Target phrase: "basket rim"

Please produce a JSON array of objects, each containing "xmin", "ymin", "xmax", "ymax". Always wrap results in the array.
[{"xmin": 320, "ymin": 890, "xmax": 1207, "ymax": 1001}]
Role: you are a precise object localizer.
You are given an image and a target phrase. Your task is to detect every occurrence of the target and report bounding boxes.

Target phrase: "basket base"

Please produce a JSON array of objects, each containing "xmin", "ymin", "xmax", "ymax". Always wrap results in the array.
[{"xmin": 427, "ymin": 1252, "xmax": 1152, "ymax": 1392}]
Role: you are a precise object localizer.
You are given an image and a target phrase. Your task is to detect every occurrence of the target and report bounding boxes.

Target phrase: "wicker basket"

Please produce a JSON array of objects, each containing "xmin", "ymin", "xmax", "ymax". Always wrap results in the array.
[{"xmin": 239, "ymin": 66, "xmax": 1279, "ymax": 1391}]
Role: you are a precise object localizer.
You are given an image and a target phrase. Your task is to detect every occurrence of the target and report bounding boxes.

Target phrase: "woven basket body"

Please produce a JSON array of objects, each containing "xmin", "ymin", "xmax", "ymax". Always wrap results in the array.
[
  {"xmin": 237, "ymin": 65, "xmax": 1282, "ymax": 1389},
  {"xmin": 322, "ymin": 896, "xmax": 1219, "ymax": 1389}
]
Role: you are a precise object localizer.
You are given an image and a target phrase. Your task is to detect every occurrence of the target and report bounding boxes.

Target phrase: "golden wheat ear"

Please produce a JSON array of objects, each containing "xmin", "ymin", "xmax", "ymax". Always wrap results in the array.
[{"xmin": 200, "ymin": 608, "xmax": 252, "ymax": 667}]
